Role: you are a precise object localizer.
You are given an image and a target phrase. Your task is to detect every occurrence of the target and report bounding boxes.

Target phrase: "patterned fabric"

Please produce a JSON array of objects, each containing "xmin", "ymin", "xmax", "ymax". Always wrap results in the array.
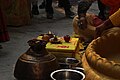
[
  {"xmin": 1, "ymin": 0, "xmax": 31, "ymax": 26},
  {"xmin": 0, "ymin": 7, "xmax": 10, "ymax": 42}
]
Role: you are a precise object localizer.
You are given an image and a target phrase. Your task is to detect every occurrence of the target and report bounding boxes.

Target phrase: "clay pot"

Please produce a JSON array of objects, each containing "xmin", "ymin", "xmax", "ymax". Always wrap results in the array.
[{"xmin": 14, "ymin": 39, "xmax": 59, "ymax": 80}]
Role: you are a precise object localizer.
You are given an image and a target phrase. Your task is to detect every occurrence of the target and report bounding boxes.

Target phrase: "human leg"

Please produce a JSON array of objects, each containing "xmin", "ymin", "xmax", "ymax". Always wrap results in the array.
[
  {"xmin": 45, "ymin": 0, "xmax": 54, "ymax": 19},
  {"xmin": 58, "ymin": 0, "xmax": 63, "ymax": 8},
  {"xmin": 31, "ymin": 0, "xmax": 39, "ymax": 15},
  {"xmin": 39, "ymin": 0, "xmax": 45, "ymax": 9},
  {"xmin": 59, "ymin": 0, "xmax": 75, "ymax": 18},
  {"xmin": 98, "ymin": 0, "xmax": 106, "ymax": 20}
]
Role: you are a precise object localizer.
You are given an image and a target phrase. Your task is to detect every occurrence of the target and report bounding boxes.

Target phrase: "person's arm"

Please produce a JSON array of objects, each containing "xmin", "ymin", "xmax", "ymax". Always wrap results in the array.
[
  {"xmin": 77, "ymin": 0, "xmax": 96, "ymax": 29},
  {"xmin": 78, "ymin": 0, "xmax": 95, "ymax": 17},
  {"xmin": 94, "ymin": 19, "xmax": 113, "ymax": 38},
  {"xmin": 94, "ymin": 8, "xmax": 120, "ymax": 38}
]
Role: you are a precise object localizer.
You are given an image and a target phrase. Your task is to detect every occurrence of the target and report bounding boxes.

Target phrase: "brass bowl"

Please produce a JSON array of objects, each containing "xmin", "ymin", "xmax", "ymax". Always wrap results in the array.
[{"xmin": 84, "ymin": 27, "xmax": 120, "ymax": 79}]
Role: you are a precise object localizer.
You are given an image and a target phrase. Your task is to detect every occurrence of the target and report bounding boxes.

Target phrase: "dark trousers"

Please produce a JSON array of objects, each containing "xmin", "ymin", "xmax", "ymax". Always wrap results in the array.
[
  {"xmin": 45, "ymin": 0, "xmax": 54, "ymax": 14},
  {"xmin": 59, "ymin": 0, "xmax": 71, "ymax": 15},
  {"xmin": 98, "ymin": 0, "xmax": 106, "ymax": 20},
  {"xmin": 43, "ymin": 0, "xmax": 71, "ymax": 15}
]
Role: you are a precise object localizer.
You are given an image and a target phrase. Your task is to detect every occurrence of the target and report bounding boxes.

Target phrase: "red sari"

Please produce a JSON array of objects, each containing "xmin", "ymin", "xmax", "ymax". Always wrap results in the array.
[
  {"xmin": 101, "ymin": 0, "xmax": 120, "ymax": 15},
  {"xmin": 0, "ymin": 7, "xmax": 10, "ymax": 42}
]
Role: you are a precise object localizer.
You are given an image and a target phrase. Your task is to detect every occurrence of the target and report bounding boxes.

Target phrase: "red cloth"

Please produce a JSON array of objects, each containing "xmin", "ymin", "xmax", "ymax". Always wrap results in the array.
[
  {"xmin": 0, "ymin": 7, "xmax": 10, "ymax": 42},
  {"xmin": 92, "ymin": 15, "xmax": 104, "ymax": 27},
  {"xmin": 101, "ymin": 0, "xmax": 120, "ymax": 15}
]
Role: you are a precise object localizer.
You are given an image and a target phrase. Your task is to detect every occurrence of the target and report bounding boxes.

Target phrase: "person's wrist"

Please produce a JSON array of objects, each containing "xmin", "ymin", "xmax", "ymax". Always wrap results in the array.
[
  {"xmin": 103, "ymin": 19, "xmax": 114, "ymax": 30},
  {"xmin": 78, "ymin": 13, "xmax": 86, "ymax": 18},
  {"xmin": 77, "ymin": 16, "xmax": 87, "ymax": 29}
]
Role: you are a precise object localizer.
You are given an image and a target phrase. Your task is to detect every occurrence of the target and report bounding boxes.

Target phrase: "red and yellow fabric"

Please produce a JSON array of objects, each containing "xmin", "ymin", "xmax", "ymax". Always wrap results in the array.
[{"xmin": 109, "ymin": 8, "xmax": 120, "ymax": 26}]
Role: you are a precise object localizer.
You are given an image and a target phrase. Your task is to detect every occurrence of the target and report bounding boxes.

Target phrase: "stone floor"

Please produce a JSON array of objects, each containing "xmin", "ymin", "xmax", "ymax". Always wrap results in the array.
[{"xmin": 0, "ymin": 1, "xmax": 98, "ymax": 80}]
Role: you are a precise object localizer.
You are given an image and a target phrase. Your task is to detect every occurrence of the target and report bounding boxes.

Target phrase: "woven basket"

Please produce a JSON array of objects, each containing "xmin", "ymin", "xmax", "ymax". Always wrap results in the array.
[{"xmin": 82, "ymin": 27, "xmax": 120, "ymax": 80}]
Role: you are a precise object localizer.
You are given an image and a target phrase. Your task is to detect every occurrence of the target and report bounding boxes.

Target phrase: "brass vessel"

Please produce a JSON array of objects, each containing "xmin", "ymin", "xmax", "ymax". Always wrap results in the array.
[
  {"xmin": 14, "ymin": 39, "xmax": 59, "ymax": 80},
  {"xmin": 82, "ymin": 27, "xmax": 120, "ymax": 80}
]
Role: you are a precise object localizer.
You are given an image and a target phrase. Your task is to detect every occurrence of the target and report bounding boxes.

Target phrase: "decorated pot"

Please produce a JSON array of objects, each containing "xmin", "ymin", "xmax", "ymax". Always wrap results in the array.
[{"xmin": 14, "ymin": 39, "xmax": 59, "ymax": 80}]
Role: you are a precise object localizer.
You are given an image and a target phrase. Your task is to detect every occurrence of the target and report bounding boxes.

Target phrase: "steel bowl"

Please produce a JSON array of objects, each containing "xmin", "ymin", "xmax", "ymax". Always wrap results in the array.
[
  {"xmin": 58, "ymin": 58, "xmax": 81, "ymax": 68},
  {"xmin": 50, "ymin": 69, "xmax": 85, "ymax": 80}
]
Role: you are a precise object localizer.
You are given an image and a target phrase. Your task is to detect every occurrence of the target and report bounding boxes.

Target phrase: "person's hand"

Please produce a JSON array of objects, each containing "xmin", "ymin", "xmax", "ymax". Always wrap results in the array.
[
  {"xmin": 78, "ymin": 17, "xmax": 87, "ymax": 30},
  {"xmin": 94, "ymin": 19, "xmax": 114, "ymax": 39},
  {"xmin": 94, "ymin": 24, "xmax": 105, "ymax": 38}
]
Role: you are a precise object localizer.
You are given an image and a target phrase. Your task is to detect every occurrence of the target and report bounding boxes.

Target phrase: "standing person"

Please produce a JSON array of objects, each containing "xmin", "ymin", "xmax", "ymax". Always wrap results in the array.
[
  {"xmin": 31, "ymin": 0, "xmax": 53, "ymax": 18},
  {"xmin": 39, "ymin": 0, "xmax": 71, "ymax": 9},
  {"xmin": 39, "ymin": 0, "xmax": 45, "ymax": 9},
  {"xmin": 59, "ymin": 0, "xmax": 74, "ymax": 18},
  {"xmin": 31, "ymin": 0, "xmax": 39, "ymax": 15},
  {"xmin": 44, "ymin": 0, "xmax": 54, "ymax": 19},
  {"xmin": 38, "ymin": 0, "xmax": 75, "ymax": 19},
  {"xmin": 0, "ymin": 5, "xmax": 10, "ymax": 49}
]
